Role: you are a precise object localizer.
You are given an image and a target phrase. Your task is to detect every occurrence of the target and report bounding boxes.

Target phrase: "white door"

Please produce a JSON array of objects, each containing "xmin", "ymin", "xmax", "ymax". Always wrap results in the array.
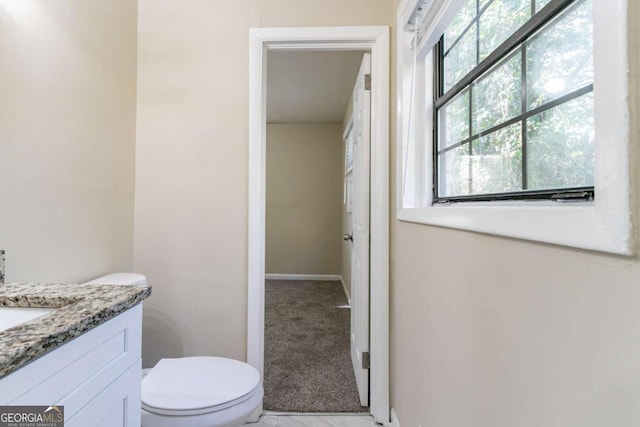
[{"xmin": 349, "ymin": 53, "xmax": 371, "ymax": 407}]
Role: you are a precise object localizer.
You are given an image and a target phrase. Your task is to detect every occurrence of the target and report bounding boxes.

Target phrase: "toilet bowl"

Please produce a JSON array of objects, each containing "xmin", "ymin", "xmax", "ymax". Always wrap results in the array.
[{"xmin": 83, "ymin": 273, "xmax": 262, "ymax": 427}]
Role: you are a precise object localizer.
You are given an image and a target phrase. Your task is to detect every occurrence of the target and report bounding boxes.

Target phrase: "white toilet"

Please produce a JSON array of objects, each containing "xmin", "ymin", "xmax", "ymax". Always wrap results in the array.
[{"xmin": 83, "ymin": 273, "xmax": 263, "ymax": 427}]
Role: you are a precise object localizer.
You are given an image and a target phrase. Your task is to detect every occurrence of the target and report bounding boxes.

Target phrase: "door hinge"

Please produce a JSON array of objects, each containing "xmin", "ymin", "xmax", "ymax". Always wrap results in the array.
[
  {"xmin": 364, "ymin": 74, "xmax": 371, "ymax": 91},
  {"xmin": 362, "ymin": 351, "xmax": 370, "ymax": 369}
]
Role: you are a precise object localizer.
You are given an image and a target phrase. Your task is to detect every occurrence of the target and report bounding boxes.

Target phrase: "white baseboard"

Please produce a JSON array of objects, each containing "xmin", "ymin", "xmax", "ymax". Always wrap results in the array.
[
  {"xmin": 339, "ymin": 276, "xmax": 351, "ymax": 306},
  {"xmin": 265, "ymin": 274, "xmax": 342, "ymax": 281},
  {"xmin": 265, "ymin": 274, "xmax": 352, "ymax": 306},
  {"xmin": 389, "ymin": 408, "xmax": 400, "ymax": 427}
]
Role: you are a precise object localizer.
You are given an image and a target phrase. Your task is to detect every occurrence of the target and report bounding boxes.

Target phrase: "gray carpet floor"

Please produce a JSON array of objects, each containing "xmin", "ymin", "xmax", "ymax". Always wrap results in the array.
[{"xmin": 264, "ymin": 280, "xmax": 368, "ymax": 412}]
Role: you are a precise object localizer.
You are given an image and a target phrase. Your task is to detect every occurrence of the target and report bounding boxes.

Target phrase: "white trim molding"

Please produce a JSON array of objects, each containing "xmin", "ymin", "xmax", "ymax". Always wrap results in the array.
[
  {"xmin": 248, "ymin": 26, "xmax": 390, "ymax": 424},
  {"xmin": 265, "ymin": 274, "xmax": 342, "ymax": 281},
  {"xmin": 395, "ymin": 0, "xmax": 637, "ymax": 256},
  {"xmin": 390, "ymin": 408, "xmax": 401, "ymax": 427},
  {"xmin": 339, "ymin": 275, "xmax": 351, "ymax": 306},
  {"xmin": 264, "ymin": 274, "xmax": 352, "ymax": 306},
  {"xmin": 265, "ymin": 274, "xmax": 351, "ymax": 303}
]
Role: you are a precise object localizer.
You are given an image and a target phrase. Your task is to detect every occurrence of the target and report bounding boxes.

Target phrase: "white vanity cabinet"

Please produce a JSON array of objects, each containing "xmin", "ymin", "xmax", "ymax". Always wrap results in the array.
[{"xmin": 0, "ymin": 304, "xmax": 143, "ymax": 426}]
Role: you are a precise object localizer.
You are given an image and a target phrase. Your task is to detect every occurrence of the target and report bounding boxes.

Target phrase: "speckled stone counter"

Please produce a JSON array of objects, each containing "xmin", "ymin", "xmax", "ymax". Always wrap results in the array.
[{"xmin": 0, "ymin": 282, "xmax": 151, "ymax": 379}]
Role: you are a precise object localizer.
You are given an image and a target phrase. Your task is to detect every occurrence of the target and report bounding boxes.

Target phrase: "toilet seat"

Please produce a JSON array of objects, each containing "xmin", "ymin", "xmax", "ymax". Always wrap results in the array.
[
  {"xmin": 142, "ymin": 357, "xmax": 261, "ymax": 417},
  {"xmin": 83, "ymin": 272, "xmax": 148, "ymax": 286}
]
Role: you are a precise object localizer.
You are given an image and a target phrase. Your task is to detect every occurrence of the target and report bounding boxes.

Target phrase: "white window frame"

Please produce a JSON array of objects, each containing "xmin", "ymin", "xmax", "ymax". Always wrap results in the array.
[{"xmin": 396, "ymin": 0, "xmax": 637, "ymax": 255}]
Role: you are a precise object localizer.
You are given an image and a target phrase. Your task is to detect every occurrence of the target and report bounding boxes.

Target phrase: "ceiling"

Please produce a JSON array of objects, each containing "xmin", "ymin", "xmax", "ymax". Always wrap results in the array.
[{"xmin": 266, "ymin": 50, "xmax": 364, "ymax": 123}]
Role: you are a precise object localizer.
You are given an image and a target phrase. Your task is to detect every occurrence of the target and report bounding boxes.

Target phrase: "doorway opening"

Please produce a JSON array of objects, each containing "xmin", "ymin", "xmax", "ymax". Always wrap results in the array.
[
  {"xmin": 248, "ymin": 26, "xmax": 389, "ymax": 425},
  {"xmin": 264, "ymin": 50, "xmax": 367, "ymax": 413}
]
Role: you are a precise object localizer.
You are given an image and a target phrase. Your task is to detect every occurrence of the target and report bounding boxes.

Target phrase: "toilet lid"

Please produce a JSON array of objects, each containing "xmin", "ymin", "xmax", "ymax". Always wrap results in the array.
[{"xmin": 142, "ymin": 357, "xmax": 261, "ymax": 415}]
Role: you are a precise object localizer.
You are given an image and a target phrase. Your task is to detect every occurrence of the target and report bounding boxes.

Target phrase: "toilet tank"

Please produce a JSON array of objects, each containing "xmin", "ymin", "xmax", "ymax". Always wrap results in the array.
[{"xmin": 83, "ymin": 273, "xmax": 148, "ymax": 286}]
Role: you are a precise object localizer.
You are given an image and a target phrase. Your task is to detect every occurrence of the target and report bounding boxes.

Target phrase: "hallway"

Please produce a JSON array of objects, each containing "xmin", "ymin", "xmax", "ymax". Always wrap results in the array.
[{"xmin": 263, "ymin": 280, "xmax": 367, "ymax": 413}]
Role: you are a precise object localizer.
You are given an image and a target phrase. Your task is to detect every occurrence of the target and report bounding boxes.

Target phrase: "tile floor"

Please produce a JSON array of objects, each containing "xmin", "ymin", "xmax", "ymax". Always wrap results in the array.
[{"xmin": 247, "ymin": 413, "xmax": 378, "ymax": 427}]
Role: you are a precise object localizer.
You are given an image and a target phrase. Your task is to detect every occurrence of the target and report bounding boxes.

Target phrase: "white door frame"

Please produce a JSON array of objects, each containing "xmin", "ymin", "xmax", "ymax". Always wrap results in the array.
[{"xmin": 248, "ymin": 26, "xmax": 390, "ymax": 424}]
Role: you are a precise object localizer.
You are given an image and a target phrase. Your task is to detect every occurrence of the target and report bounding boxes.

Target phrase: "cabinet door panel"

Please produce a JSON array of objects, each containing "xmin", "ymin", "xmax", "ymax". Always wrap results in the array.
[
  {"xmin": 66, "ymin": 361, "xmax": 141, "ymax": 427},
  {"xmin": 0, "ymin": 305, "xmax": 142, "ymax": 408}
]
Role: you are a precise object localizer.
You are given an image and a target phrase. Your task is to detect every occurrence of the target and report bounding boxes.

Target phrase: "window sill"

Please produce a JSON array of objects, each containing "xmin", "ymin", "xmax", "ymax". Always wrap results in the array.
[{"xmin": 397, "ymin": 201, "xmax": 635, "ymax": 255}]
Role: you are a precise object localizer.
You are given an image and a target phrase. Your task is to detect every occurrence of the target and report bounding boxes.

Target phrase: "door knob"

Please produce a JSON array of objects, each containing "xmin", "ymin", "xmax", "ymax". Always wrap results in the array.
[{"xmin": 343, "ymin": 234, "xmax": 353, "ymax": 242}]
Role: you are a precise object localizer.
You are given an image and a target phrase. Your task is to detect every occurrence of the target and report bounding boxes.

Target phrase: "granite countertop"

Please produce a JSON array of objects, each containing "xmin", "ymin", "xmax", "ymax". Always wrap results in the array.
[{"xmin": 0, "ymin": 283, "xmax": 151, "ymax": 379}]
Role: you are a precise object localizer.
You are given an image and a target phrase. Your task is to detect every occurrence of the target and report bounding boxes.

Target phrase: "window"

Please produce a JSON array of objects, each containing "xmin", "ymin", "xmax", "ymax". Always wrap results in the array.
[
  {"xmin": 395, "ymin": 0, "xmax": 636, "ymax": 255},
  {"xmin": 434, "ymin": 0, "xmax": 594, "ymax": 202}
]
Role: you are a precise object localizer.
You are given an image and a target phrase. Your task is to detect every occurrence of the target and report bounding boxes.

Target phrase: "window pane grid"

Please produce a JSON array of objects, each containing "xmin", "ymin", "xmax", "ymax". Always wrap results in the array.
[
  {"xmin": 435, "ymin": 0, "xmax": 582, "ymax": 111},
  {"xmin": 443, "ymin": 0, "xmax": 476, "ymax": 55},
  {"xmin": 443, "ymin": 0, "xmax": 533, "ymax": 90},
  {"xmin": 437, "ymin": 83, "xmax": 593, "ymax": 155},
  {"xmin": 444, "ymin": 0, "xmax": 496, "ymax": 58},
  {"xmin": 434, "ymin": 0, "xmax": 593, "ymax": 201},
  {"xmin": 435, "ymin": 85, "xmax": 594, "ymax": 198},
  {"xmin": 444, "ymin": 0, "xmax": 510, "ymax": 91}
]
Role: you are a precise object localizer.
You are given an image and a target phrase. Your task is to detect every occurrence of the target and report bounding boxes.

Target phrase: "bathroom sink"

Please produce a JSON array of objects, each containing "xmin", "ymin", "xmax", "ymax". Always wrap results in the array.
[{"xmin": 0, "ymin": 307, "xmax": 55, "ymax": 332}]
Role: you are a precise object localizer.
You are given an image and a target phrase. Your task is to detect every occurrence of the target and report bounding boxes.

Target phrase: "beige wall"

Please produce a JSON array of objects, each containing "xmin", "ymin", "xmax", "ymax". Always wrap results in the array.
[
  {"xmin": 266, "ymin": 123, "xmax": 343, "ymax": 276},
  {"xmin": 134, "ymin": 0, "xmax": 392, "ymax": 368},
  {"xmin": 0, "ymin": 1, "xmax": 137, "ymax": 283},
  {"xmin": 389, "ymin": 2, "xmax": 640, "ymax": 427}
]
